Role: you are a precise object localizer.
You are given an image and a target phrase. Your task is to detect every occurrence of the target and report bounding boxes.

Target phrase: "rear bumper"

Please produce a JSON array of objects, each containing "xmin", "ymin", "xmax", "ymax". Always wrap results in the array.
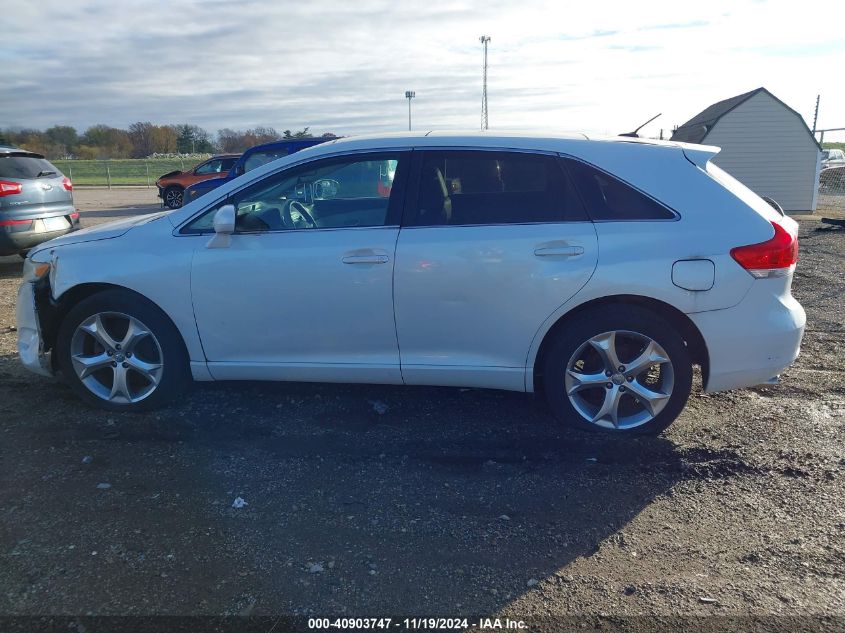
[
  {"xmin": 16, "ymin": 281, "xmax": 53, "ymax": 377},
  {"xmin": 690, "ymin": 279, "xmax": 806, "ymax": 393},
  {"xmin": 0, "ymin": 214, "xmax": 79, "ymax": 256}
]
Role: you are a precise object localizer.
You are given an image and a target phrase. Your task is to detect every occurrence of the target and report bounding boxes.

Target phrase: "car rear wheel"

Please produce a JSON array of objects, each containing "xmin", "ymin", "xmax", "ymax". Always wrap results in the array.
[
  {"xmin": 163, "ymin": 186, "xmax": 183, "ymax": 209},
  {"xmin": 56, "ymin": 289, "xmax": 191, "ymax": 411},
  {"xmin": 542, "ymin": 305, "xmax": 693, "ymax": 435}
]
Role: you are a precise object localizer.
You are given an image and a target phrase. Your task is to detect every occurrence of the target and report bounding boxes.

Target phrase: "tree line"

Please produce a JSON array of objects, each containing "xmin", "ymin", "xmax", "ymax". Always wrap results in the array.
[{"xmin": 0, "ymin": 123, "xmax": 338, "ymax": 160}]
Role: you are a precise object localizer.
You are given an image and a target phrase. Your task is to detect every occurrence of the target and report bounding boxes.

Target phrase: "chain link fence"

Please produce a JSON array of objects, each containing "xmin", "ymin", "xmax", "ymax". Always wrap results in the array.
[
  {"xmin": 818, "ymin": 166, "xmax": 845, "ymax": 215},
  {"xmin": 51, "ymin": 157, "xmax": 209, "ymax": 188},
  {"xmin": 815, "ymin": 127, "xmax": 845, "ymax": 215}
]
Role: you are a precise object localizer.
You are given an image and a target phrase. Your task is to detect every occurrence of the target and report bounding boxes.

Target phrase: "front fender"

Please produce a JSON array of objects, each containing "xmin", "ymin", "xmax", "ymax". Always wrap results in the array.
[{"xmin": 43, "ymin": 220, "xmax": 207, "ymax": 368}]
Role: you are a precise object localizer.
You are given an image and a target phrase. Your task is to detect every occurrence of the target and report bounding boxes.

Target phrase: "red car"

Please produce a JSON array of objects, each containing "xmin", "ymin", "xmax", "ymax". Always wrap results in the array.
[{"xmin": 156, "ymin": 154, "xmax": 240, "ymax": 209}]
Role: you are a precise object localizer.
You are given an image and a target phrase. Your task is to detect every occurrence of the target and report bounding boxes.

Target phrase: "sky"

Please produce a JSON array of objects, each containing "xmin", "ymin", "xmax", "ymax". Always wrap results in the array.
[{"xmin": 3, "ymin": 0, "xmax": 845, "ymax": 141}]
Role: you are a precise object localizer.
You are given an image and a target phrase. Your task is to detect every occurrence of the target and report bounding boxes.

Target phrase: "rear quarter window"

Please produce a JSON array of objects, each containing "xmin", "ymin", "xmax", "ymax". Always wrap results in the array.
[
  {"xmin": 562, "ymin": 157, "xmax": 675, "ymax": 221},
  {"xmin": 0, "ymin": 155, "xmax": 60, "ymax": 179}
]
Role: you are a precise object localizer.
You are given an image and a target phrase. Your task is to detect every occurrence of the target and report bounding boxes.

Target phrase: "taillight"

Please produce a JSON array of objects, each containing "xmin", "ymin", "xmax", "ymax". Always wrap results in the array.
[
  {"xmin": 62, "ymin": 177, "xmax": 73, "ymax": 191},
  {"xmin": 730, "ymin": 221, "xmax": 798, "ymax": 278},
  {"xmin": 0, "ymin": 180, "xmax": 23, "ymax": 197}
]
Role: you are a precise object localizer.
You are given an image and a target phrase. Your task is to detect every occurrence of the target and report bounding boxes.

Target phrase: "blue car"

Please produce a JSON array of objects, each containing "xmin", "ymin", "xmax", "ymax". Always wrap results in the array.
[{"xmin": 181, "ymin": 138, "xmax": 330, "ymax": 206}]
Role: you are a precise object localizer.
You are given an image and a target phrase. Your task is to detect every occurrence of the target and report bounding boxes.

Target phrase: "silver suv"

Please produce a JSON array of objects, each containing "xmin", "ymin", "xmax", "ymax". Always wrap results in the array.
[
  {"xmin": 821, "ymin": 148, "xmax": 845, "ymax": 169},
  {"xmin": 0, "ymin": 146, "xmax": 79, "ymax": 256}
]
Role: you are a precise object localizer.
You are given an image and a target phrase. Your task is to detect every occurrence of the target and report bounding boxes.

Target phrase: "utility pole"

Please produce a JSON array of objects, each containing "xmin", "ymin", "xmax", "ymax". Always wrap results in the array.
[
  {"xmin": 812, "ymin": 94, "xmax": 820, "ymax": 134},
  {"xmin": 405, "ymin": 91, "xmax": 416, "ymax": 131},
  {"xmin": 479, "ymin": 35, "xmax": 491, "ymax": 130}
]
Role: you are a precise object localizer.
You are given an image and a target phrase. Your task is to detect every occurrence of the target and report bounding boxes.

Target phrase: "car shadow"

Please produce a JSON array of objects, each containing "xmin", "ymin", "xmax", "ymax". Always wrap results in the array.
[
  {"xmin": 0, "ymin": 256, "xmax": 23, "ymax": 279},
  {"xmin": 0, "ymin": 370, "xmax": 759, "ymax": 616}
]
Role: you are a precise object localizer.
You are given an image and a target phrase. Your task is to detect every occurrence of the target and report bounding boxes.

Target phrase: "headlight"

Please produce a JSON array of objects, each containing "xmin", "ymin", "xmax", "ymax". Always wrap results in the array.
[{"xmin": 22, "ymin": 258, "xmax": 50, "ymax": 283}]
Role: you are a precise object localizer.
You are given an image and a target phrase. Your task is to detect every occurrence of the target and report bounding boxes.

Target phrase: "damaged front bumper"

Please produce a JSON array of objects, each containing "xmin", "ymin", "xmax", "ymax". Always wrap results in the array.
[{"xmin": 16, "ymin": 280, "xmax": 53, "ymax": 377}]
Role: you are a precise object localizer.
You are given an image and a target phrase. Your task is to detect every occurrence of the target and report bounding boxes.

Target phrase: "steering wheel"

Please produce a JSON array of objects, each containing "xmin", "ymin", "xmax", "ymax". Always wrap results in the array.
[{"xmin": 284, "ymin": 200, "xmax": 317, "ymax": 229}]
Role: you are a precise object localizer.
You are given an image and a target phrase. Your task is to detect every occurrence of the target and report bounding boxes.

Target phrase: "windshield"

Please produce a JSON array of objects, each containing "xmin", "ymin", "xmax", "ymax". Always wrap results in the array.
[{"xmin": 243, "ymin": 149, "xmax": 290, "ymax": 173}]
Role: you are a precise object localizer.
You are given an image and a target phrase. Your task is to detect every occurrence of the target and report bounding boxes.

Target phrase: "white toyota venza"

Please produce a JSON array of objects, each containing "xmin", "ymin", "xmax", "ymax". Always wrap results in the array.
[{"xmin": 17, "ymin": 132, "xmax": 805, "ymax": 434}]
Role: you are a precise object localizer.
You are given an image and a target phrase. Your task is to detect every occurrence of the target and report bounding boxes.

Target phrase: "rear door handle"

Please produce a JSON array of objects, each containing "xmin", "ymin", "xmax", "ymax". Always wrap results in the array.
[
  {"xmin": 342, "ymin": 254, "xmax": 389, "ymax": 265},
  {"xmin": 533, "ymin": 245, "xmax": 584, "ymax": 257}
]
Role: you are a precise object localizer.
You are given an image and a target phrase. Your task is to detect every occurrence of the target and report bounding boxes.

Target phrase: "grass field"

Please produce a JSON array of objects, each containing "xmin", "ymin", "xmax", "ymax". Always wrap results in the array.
[{"xmin": 52, "ymin": 157, "xmax": 208, "ymax": 186}]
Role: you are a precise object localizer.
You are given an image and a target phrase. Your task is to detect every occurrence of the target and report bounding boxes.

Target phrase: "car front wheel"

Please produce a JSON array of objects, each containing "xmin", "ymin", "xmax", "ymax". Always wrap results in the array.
[
  {"xmin": 542, "ymin": 305, "xmax": 693, "ymax": 435},
  {"xmin": 163, "ymin": 186, "xmax": 183, "ymax": 209},
  {"xmin": 56, "ymin": 289, "xmax": 191, "ymax": 411}
]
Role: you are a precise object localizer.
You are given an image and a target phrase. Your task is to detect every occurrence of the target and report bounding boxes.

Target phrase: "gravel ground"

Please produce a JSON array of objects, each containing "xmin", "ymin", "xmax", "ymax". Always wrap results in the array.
[{"xmin": 0, "ymin": 195, "xmax": 843, "ymax": 626}]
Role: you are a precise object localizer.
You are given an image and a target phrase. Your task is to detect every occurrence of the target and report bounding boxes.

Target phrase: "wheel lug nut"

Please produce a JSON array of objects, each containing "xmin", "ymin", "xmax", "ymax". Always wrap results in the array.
[
  {"xmin": 122, "ymin": 362, "xmax": 129, "ymax": 368},
  {"xmin": 605, "ymin": 371, "xmax": 612, "ymax": 377},
  {"xmin": 107, "ymin": 350, "xmax": 113, "ymax": 356},
  {"xmin": 111, "ymin": 361, "xmax": 117, "ymax": 367},
  {"xmin": 126, "ymin": 352, "xmax": 132, "ymax": 358},
  {"xmin": 627, "ymin": 376, "xmax": 633, "ymax": 382},
  {"xmin": 618, "ymin": 365, "xmax": 625, "ymax": 372},
  {"xmin": 619, "ymin": 386, "xmax": 626, "ymax": 392},
  {"xmin": 606, "ymin": 383, "xmax": 612, "ymax": 389}
]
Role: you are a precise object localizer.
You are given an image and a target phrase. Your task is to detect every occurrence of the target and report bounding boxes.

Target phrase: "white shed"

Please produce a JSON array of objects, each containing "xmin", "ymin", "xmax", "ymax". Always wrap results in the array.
[{"xmin": 671, "ymin": 87, "xmax": 821, "ymax": 212}]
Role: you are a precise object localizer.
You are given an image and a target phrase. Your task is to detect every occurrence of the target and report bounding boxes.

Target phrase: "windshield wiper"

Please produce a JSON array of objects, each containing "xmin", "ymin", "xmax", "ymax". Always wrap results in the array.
[{"xmin": 36, "ymin": 170, "xmax": 57, "ymax": 178}]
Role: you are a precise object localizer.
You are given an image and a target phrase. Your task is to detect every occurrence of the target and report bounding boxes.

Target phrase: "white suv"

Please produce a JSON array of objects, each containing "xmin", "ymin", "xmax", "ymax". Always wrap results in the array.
[{"xmin": 17, "ymin": 132, "xmax": 805, "ymax": 435}]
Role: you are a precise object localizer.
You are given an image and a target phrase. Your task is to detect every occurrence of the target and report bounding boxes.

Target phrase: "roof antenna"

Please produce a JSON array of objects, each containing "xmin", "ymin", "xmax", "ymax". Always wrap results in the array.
[{"xmin": 620, "ymin": 113, "xmax": 662, "ymax": 138}]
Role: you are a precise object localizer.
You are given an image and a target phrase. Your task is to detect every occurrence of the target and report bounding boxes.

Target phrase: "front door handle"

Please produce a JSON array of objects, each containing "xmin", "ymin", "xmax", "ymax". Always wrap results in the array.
[
  {"xmin": 534, "ymin": 245, "xmax": 584, "ymax": 257},
  {"xmin": 342, "ymin": 254, "xmax": 389, "ymax": 265}
]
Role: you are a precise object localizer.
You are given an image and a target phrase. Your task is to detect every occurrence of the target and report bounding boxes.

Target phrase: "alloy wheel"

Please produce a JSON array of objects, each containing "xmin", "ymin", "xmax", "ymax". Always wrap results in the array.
[
  {"xmin": 564, "ymin": 330, "xmax": 674, "ymax": 430},
  {"xmin": 165, "ymin": 189, "xmax": 182, "ymax": 208},
  {"xmin": 69, "ymin": 312, "xmax": 164, "ymax": 404}
]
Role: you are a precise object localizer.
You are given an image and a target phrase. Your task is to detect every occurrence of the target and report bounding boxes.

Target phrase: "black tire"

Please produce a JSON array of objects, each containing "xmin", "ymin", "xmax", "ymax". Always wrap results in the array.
[
  {"xmin": 56, "ymin": 289, "xmax": 191, "ymax": 412},
  {"xmin": 163, "ymin": 186, "xmax": 183, "ymax": 209},
  {"xmin": 542, "ymin": 304, "xmax": 693, "ymax": 435}
]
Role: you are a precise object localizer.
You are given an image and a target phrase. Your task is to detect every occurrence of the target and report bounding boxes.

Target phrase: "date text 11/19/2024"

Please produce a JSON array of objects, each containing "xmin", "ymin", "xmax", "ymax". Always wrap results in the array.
[{"xmin": 308, "ymin": 617, "xmax": 528, "ymax": 630}]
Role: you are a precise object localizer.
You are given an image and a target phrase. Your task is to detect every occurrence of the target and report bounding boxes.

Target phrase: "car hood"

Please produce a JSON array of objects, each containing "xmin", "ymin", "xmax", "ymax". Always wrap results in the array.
[{"xmin": 30, "ymin": 211, "xmax": 170, "ymax": 256}]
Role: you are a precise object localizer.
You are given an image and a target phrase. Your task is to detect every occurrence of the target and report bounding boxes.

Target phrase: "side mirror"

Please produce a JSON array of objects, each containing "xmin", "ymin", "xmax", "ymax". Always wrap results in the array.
[{"xmin": 207, "ymin": 204, "xmax": 235, "ymax": 248}]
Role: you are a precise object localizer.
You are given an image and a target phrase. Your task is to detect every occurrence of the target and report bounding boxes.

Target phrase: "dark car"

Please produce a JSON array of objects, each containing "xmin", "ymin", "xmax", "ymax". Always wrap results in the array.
[
  {"xmin": 0, "ymin": 146, "xmax": 79, "ymax": 257},
  {"xmin": 156, "ymin": 154, "xmax": 240, "ymax": 209},
  {"xmin": 181, "ymin": 138, "xmax": 330, "ymax": 206}
]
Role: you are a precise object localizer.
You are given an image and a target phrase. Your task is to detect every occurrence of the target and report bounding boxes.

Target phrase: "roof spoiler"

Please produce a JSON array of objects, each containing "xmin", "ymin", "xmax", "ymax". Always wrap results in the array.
[{"xmin": 678, "ymin": 143, "xmax": 720, "ymax": 169}]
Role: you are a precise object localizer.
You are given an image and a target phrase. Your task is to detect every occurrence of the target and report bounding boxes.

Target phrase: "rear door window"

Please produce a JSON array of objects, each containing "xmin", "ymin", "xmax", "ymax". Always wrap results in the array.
[
  {"xmin": 562, "ymin": 157, "xmax": 675, "ymax": 221},
  {"xmin": 410, "ymin": 150, "xmax": 586, "ymax": 226},
  {"xmin": 0, "ymin": 154, "xmax": 60, "ymax": 180}
]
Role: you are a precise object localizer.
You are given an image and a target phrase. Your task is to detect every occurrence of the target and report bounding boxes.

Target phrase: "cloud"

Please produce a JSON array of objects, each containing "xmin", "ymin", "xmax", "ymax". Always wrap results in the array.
[{"xmin": 2, "ymin": 0, "xmax": 843, "ymax": 141}]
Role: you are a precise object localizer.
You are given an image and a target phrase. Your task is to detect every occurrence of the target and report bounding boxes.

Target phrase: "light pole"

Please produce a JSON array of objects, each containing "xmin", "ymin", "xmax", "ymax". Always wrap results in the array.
[
  {"xmin": 405, "ymin": 91, "xmax": 416, "ymax": 131},
  {"xmin": 479, "ymin": 35, "xmax": 490, "ymax": 130}
]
